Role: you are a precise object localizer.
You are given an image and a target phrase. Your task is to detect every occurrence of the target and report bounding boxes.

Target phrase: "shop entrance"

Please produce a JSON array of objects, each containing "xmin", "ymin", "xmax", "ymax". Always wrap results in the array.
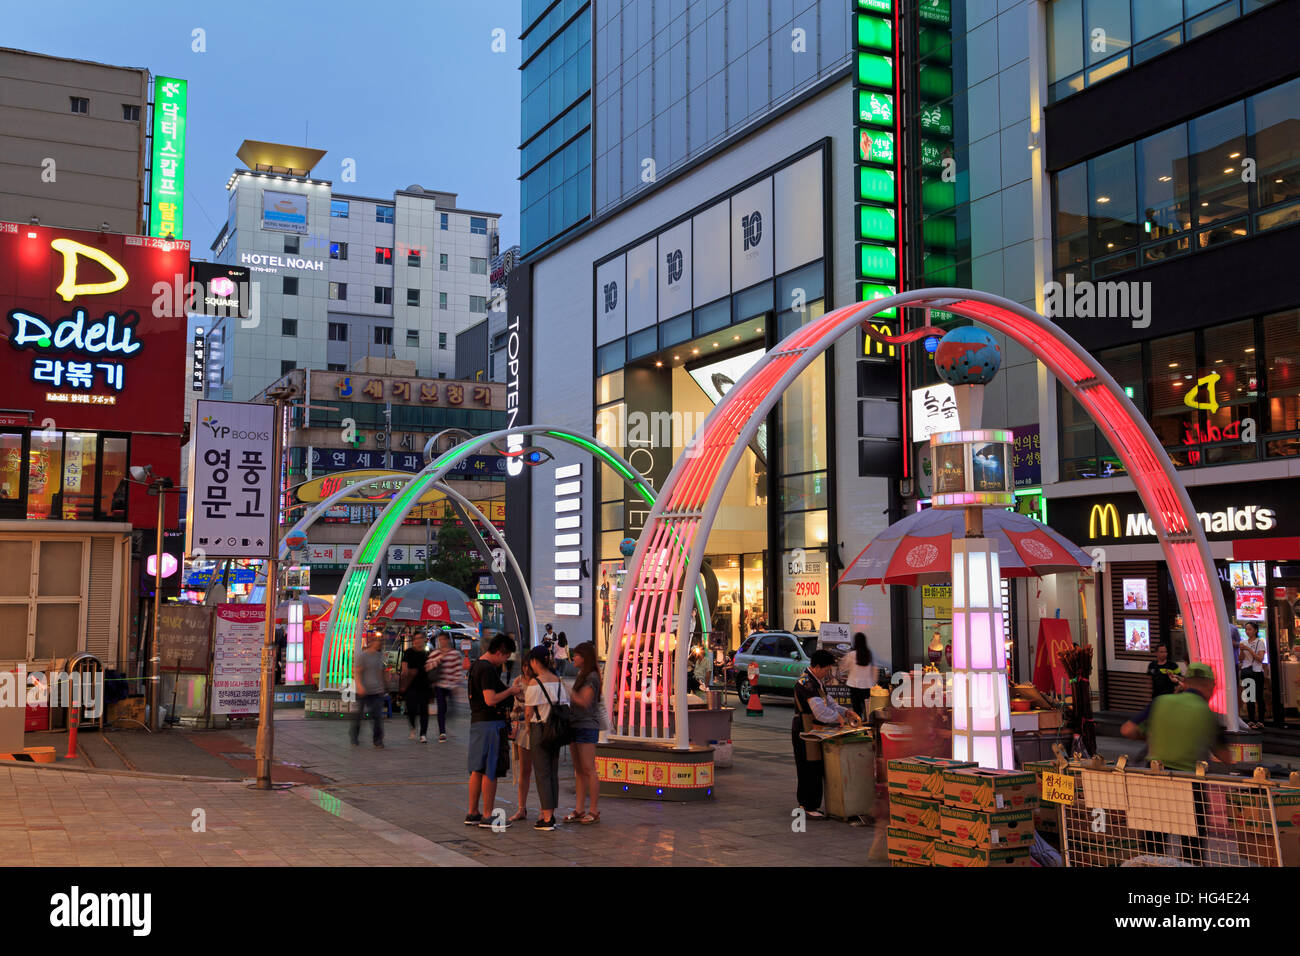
[{"xmin": 704, "ymin": 552, "xmax": 768, "ymax": 652}]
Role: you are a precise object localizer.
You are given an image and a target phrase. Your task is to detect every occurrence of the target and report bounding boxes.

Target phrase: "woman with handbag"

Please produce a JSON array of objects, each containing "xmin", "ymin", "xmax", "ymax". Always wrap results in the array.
[
  {"xmin": 565, "ymin": 641, "xmax": 603, "ymax": 825},
  {"xmin": 524, "ymin": 647, "xmax": 570, "ymax": 831}
]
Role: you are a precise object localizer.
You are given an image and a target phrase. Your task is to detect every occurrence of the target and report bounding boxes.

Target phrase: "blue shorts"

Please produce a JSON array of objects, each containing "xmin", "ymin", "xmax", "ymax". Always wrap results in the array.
[
  {"xmin": 572, "ymin": 728, "xmax": 599, "ymax": 744},
  {"xmin": 468, "ymin": 720, "xmax": 507, "ymax": 777}
]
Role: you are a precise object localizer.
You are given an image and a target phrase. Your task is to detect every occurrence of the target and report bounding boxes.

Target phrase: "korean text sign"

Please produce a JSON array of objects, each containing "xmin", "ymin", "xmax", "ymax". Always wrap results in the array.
[
  {"xmin": 212, "ymin": 604, "xmax": 264, "ymax": 715},
  {"xmin": 149, "ymin": 77, "xmax": 187, "ymax": 239},
  {"xmin": 191, "ymin": 400, "xmax": 276, "ymax": 558}
]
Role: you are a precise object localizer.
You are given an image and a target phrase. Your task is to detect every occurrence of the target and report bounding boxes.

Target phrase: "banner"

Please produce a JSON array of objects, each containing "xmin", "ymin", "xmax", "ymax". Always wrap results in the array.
[
  {"xmin": 211, "ymin": 604, "xmax": 265, "ymax": 715},
  {"xmin": 1032, "ymin": 618, "xmax": 1074, "ymax": 697},
  {"xmin": 149, "ymin": 76, "xmax": 187, "ymax": 239},
  {"xmin": 190, "ymin": 400, "xmax": 277, "ymax": 558}
]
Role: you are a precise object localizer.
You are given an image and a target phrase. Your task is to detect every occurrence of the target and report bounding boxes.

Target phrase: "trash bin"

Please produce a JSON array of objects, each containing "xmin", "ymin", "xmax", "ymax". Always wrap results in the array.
[{"xmin": 822, "ymin": 732, "xmax": 876, "ymax": 820}]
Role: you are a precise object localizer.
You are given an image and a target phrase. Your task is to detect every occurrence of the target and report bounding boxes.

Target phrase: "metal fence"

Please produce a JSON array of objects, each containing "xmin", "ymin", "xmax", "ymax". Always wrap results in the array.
[{"xmin": 1054, "ymin": 756, "xmax": 1290, "ymax": 867}]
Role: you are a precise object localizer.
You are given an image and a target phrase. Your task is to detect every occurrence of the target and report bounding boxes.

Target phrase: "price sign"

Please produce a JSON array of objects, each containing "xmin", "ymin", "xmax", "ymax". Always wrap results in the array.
[{"xmin": 1041, "ymin": 771, "xmax": 1075, "ymax": 805}]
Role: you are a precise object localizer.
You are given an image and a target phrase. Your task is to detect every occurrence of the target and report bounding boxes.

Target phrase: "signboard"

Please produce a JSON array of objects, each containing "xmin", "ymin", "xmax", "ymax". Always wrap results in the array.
[
  {"xmin": 189, "ymin": 262, "xmax": 250, "ymax": 320},
  {"xmin": 1032, "ymin": 618, "xmax": 1073, "ymax": 696},
  {"xmin": 1041, "ymin": 772, "xmax": 1075, "ymax": 805},
  {"xmin": 149, "ymin": 76, "xmax": 187, "ymax": 239},
  {"xmin": 211, "ymin": 603, "xmax": 264, "ymax": 715},
  {"xmin": 1235, "ymin": 588, "xmax": 1266, "ymax": 622},
  {"xmin": 852, "ymin": 0, "xmax": 901, "ymax": 316},
  {"xmin": 782, "ymin": 548, "xmax": 827, "ymax": 630},
  {"xmin": 922, "ymin": 585, "xmax": 952, "ymax": 620},
  {"xmin": 910, "ymin": 384, "xmax": 959, "ymax": 441},
  {"xmin": 1122, "ymin": 578, "xmax": 1149, "ymax": 611},
  {"xmin": 1124, "ymin": 619, "xmax": 1151, "ymax": 652},
  {"xmin": 156, "ymin": 603, "xmax": 214, "ymax": 673},
  {"xmin": 1011, "ymin": 424, "xmax": 1041, "ymax": 488},
  {"xmin": 261, "ymin": 190, "xmax": 309, "ymax": 234},
  {"xmin": 190, "ymin": 400, "xmax": 276, "ymax": 558}
]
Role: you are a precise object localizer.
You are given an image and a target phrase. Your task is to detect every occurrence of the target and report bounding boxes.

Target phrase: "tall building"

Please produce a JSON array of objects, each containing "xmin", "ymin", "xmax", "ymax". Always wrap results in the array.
[{"xmin": 204, "ymin": 140, "xmax": 500, "ymax": 401}]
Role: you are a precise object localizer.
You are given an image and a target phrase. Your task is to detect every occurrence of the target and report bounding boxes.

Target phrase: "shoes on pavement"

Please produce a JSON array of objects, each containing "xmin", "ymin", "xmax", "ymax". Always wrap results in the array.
[
  {"xmin": 374, "ymin": 742, "xmax": 385, "ymax": 749},
  {"xmin": 804, "ymin": 808, "xmax": 826, "ymax": 819},
  {"xmin": 534, "ymin": 817, "xmax": 556, "ymax": 831},
  {"xmin": 420, "ymin": 735, "xmax": 428, "ymax": 743},
  {"xmin": 438, "ymin": 734, "xmax": 447, "ymax": 742},
  {"xmin": 480, "ymin": 816, "xmax": 510, "ymax": 829},
  {"xmin": 464, "ymin": 813, "xmax": 482, "ymax": 826},
  {"xmin": 409, "ymin": 730, "xmax": 417, "ymax": 740},
  {"xmin": 349, "ymin": 738, "xmax": 359, "ymax": 746}
]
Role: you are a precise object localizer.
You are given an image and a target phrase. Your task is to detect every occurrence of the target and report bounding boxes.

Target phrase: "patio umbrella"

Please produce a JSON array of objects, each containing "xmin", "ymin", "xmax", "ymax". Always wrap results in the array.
[
  {"xmin": 370, "ymin": 579, "xmax": 477, "ymax": 626},
  {"xmin": 274, "ymin": 595, "xmax": 332, "ymax": 623},
  {"xmin": 837, "ymin": 507, "xmax": 1091, "ymax": 588}
]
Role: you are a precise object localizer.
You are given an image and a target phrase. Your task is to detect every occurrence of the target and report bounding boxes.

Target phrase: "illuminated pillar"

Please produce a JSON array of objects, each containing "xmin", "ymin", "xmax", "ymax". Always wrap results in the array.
[{"xmin": 950, "ymin": 537, "xmax": 1015, "ymax": 769}]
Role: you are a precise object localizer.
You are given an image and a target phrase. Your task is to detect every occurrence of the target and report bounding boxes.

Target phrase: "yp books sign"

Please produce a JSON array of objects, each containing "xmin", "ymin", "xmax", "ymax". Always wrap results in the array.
[{"xmin": 190, "ymin": 400, "xmax": 276, "ymax": 558}]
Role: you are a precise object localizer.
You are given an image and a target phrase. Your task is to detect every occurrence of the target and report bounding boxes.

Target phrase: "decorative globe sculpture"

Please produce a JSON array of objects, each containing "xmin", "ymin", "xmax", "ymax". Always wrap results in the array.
[
  {"xmin": 619, "ymin": 537, "xmax": 637, "ymax": 557},
  {"xmin": 934, "ymin": 326, "xmax": 1001, "ymax": 385},
  {"xmin": 285, "ymin": 529, "xmax": 308, "ymax": 551}
]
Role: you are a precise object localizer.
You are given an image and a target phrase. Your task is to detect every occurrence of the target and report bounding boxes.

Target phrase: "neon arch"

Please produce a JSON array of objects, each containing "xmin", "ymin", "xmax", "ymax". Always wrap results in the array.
[
  {"xmin": 318, "ymin": 426, "xmax": 711, "ymax": 691},
  {"xmin": 608, "ymin": 288, "xmax": 1237, "ymax": 748}
]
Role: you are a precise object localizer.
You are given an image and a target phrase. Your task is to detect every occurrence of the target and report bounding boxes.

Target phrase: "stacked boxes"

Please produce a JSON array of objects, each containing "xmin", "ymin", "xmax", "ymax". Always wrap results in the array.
[
  {"xmin": 1274, "ymin": 788, "xmax": 1300, "ymax": 865},
  {"xmin": 885, "ymin": 757, "xmax": 974, "ymax": 866},
  {"xmin": 1229, "ymin": 786, "xmax": 1300, "ymax": 865},
  {"xmin": 931, "ymin": 767, "xmax": 1040, "ymax": 867}
]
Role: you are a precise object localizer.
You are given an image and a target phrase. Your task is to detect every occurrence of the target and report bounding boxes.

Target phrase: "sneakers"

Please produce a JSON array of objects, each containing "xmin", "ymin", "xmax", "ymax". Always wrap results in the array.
[
  {"xmin": 804, "ymin": 808, "xmax": 826, "ymax": 819},
  {"xmin": 374, "ymin": 742, "xmax": 385, "ymax": 749},
  {"xmin": 534, "ymin": 817, "xmax": 556, "ymax": 831},
  {"xmin": 479, "ymin": 816, "xmax": 510, "ymax": 829},
  {"xmin": 464, "ymin": 813, "xmax": 482, "ymax": 826},
  {"xmin": 420, "ymin": 735, "xmax": 428, "ymax": 743},
  {"xmin": 409, "ymin": 730, "xmax": 417, "ymax": 740},
  {"xmin": 438, "ymin": 734, "xmax": 447, "ymax": 743},
  {"xmin": 349, "ymin": 737, "xmax": 359, "ymax": 746}
]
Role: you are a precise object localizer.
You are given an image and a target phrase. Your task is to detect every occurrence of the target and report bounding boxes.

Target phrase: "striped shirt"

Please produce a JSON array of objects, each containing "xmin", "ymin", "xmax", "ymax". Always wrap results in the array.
[{"xmin": 428, "ymin": 647, "xmax": 466, "ymax": 689}]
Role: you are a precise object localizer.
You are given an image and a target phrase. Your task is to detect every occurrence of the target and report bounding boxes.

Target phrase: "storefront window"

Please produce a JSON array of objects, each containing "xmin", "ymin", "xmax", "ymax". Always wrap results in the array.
[
  {"xmin": 60, "ymin": 432, "xmax": 98, "ymax": 520},
  {"xmin": 0, "ymin": 433, "xmax": 21, "ymax": 516},
  {"xmin": 27, "ymin": 431, "xmax": 63, "ymax": 520},
  {"xmin": 99, "ymin": 437, "xmax": 129, "ymax": 519}
]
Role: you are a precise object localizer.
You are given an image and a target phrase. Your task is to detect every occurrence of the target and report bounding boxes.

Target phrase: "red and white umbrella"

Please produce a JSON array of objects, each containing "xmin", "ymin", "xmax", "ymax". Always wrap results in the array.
[
  {"xmin": 370, "ymin": 579, "xmax": 476, "ymax": 625},
  {"xmin": 838, "ymin": 507, "xmax": 1091, "ymax": 588}
]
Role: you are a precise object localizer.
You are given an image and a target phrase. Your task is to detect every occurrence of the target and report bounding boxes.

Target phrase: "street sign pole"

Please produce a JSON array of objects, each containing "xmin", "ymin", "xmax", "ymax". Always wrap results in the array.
[{"xmin": 254, "ymin": 392, "xmax": 288, "ymax": 789}]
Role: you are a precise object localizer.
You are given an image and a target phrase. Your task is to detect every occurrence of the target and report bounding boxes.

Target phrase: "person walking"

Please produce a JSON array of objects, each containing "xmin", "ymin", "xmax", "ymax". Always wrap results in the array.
[
  {"xmin": 840, "ymin": 633, "xmax": 878, "ymax": 719},
  {"xmin": 554, "ymin": 633, "xmax": 570, "ymax": 676},
  {"xmin": 426, "ymin": 631, "xmax": 464, "ymax": 742},
  {"xmin": 466, "ymin": 635, "xmax": 524, "ymax": 828},
  {"xmin": 525, "ymin": 647, "xmax": 569, "ymax": 831},
  {"xmin": 1147, "ymin": 641, "xmax": 1182, "ymax": 700},
  {"xmin": 349, "ymin": 633, "xmax": 387, "ymax": 748},
  {"xmin": 507, "ymin": 655, "xmax": 534, "ymax": 824},
  {"xmin": 1240, "ymin": 622, "xmax": 1267, "ymax": 729},
  {"xmin": 565, "ymin": 641, "xmax": 602, "ymax": 825},
  {"xmin": 401, "ymin": 632, "xmax": 432, "ymax": 742},
  {"xmin": 792, "ymin": 650, "xmax": 860, "ymax": 819}
]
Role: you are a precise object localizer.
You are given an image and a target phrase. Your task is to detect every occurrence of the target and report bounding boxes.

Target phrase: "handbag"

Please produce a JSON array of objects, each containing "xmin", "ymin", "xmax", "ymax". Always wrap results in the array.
[{"xmin": 534, "ymin": 678, "xmax": 574, "ymax": 751}]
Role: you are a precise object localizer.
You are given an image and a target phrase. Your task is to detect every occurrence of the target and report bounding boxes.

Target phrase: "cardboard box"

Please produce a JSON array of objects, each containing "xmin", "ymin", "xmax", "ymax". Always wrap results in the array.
[
  {"xmin": 108, "ymin": 696, "xmax": 146, "ymax": 724},
  {"xmin": 887, "ymin": 756, "xmax": 976, "ymax": 801},
  {"xmin": 933, "ymin": 840, "xmax": 1032, "ymax": 867},
  {"xmin": 943, "ymin": 767, "xmax": 1039, "ymax": 812},
  {"xmin": 887, "ymin": 826, "xmax": 936, "ymax": 865},
  {"xmin": 1036, "ymin": 709, "xmax": 1063, "ymax": 730},
  {"xmin": 939, "ymin": 805, "xmax": 1036, "ymax": 849},
  {"xmin": 890, "ymin": 793, "xmax": 942, "ymax": 838}
]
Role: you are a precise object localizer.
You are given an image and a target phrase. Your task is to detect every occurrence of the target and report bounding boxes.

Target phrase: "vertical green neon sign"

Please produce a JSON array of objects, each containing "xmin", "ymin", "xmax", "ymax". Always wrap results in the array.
[
  {"xmin": 853, "ymin": 1, "xmax": 899, "ymax": 323},
  {"xmin": 149, "ymin": 76, "xmax": 187, "ymax": 239}
]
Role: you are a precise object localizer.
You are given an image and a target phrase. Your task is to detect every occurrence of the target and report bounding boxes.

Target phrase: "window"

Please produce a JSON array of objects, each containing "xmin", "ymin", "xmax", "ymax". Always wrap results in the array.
[
  {"xmin": 406, "ymin": 330, "xmax": 419, "ymax": 347},
  {"xmin": 281, "ymin": 319, "xmax": 298, "ymax": 336},
  {"xmin": 329, "ymin": 281, "xmax": 347, "ymax": 301},
  {"xmin": 407, "ymin": 250, "xmax": 421, "ymax": 267},
  {"xmin": 376, "ymin": 206, "xmax": 395, "ymax": 223},
  {"xmin": 331, "ymin": 199, "xmax": 349, "ymax": 218},
  {"xmin": 330, "ymin": 241, "xmax": 348, "ymax": 260},
  {"xmin": 470, "ymin": 257, "xmax": 488, "ymax": 275},
  {"xmin": 469, "ymin": 296, "xmax": 487, "ymax": 313},
  {"xmin": 439, "ymin": 254, "xmax": 448, "ymax": 271},
  {"xmin": 69, "ymin": 97, "xmax": 88, "ymax": 114},
  {"xmin": 284, "ymin": 235, "xmax": 299, "ymax": 254},
  {"xmin": 439, "ymin": 292, "xmax": 448, "ymax": 310},
  {"xmin": 327, "ymin": 363, "xmax": 346, "ymax": 371},
  {"xmin": 439, "ymin": 332, "xmax": 448, "ymax": 350},
  {"xmin": 470, "ymin": 216, "xmax": 488, "ymax": 235},
  {"xmin": 375, "ymin": 246, "xmax": 392, "ymax": 265},
  {"xmin": 406, "ymin": 288, "xmax": 420, "ymax": 306},
  {"xmin": 328, "ymin": 322, "xmax": 348, "ymax": 341},
  {"xmin": 283, "ymin": 276, "xmax": 298, "ymax": 295},
  {"xmin": 375, "ymin": 286, "xmax": 393, "ymax": 305},
  {"xmin": 375, "ymin": 327, "xmax": 393, "ymax": 345},
  {"xmin": 440, "ymin": 213, "xmax": 449, "ymax": 230},
  {"xmin": 281, "ymin": 360, "xmax": 296, "ymax": 375},
  {"xmin": 122, "ymin": 104, "xmax": 140, "ymax": 121}
]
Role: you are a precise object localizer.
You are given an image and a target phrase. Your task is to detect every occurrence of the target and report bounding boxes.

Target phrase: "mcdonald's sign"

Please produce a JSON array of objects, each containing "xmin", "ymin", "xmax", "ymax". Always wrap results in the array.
[
  {"xmin": 862, "ymin": 321, "xmax": 898, "ymax": 360},
  {"xmin": 1089, "ymin": 503, "xmax": 1121, "ymax": 538}
]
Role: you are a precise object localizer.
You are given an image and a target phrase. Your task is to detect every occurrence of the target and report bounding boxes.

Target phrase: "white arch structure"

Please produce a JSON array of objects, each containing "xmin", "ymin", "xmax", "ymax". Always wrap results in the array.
[{"xmin": 607, "ymin": 288, "xmax": 1238, "ymax": 748}]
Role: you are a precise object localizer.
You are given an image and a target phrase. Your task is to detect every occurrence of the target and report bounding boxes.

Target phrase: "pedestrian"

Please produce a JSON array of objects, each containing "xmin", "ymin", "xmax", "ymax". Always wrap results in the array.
[
  {"xmin": 791, "ymin": 649, "xmax": 861, "ymax": 819},
  {"xmin": 840, "ymin": 632, "xmax": 877, "ymax": 719},
  {"xmin": 349, "ymin": 633, "xmax": 387, "ymax": 748},
  {"xmin": 401, "ymin": 632, "xmax": 432, "ymax": 742},
  {"xmin": 554, "ymin": 632, "xmax": 570, "ymax": 676},
  {"xmin": 525, "ymin": 646, "xmax": 569, "ymax": 831},
  {"xmin": 426, "ymin": 631, "xmax": 464, "ymax": 742},
  {"xmin": 1240, "ymin": 622, "xmax": 1267, "ymax": 729},
  {"xmin": 564, "ymin": 641, "xmax": 602, "ymax": 825},
  {"xmin": 1147, "ymin": 641, "xmax": 1181, "ymax": 699},
  {"xmin": 507, "ymin": 658, "xmax": 534, "ymax": 824},
  {"xmin": 465, "ymin": 634, "xmax": 524, "ymax": 828}
]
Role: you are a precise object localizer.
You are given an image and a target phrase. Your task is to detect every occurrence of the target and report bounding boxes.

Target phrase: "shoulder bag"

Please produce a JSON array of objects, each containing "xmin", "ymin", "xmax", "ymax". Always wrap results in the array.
[{"xmin": 534, "ymin": 678, "xmax": 574, "ymax": 751}]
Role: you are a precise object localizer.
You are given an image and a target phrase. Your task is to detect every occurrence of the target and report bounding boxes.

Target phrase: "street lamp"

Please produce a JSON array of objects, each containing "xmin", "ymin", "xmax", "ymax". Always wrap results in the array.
[{"xmin": 128, "ymin": 464, "xmax": 175, "ymax": 731}]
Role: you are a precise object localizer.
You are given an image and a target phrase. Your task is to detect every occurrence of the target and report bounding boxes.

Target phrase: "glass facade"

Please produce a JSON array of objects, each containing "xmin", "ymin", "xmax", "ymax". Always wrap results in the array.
[
  {"xmin": 0, "ymin": 429, "xmax": 129, "ymax": 521},
  {"xmin": 1052, "ymin": 76, "xmax": 1300, "ymax": 279},
  {"xmin": 520, "ymin": 0, "xmax": 593, "ymax": 256},
  {"xmin": 1047, "ymin": 0, "xmax": 1280, "ymax": 101},
  {"xmin": 1057, "ymin": 309, "xmax": 1300, "ymax": 478}
]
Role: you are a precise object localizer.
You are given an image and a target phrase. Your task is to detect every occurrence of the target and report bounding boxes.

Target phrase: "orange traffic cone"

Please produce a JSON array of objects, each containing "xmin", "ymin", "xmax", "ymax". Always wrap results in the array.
[{"xmin": 746, "ymin": 674, "xmax": 763, "ymax": 717}]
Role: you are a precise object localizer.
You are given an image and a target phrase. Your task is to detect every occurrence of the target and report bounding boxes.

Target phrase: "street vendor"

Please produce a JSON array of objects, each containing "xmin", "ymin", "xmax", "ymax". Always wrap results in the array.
[{"xmin": 791, "ymin": 649, "xmax": 861, "ymax": 820}]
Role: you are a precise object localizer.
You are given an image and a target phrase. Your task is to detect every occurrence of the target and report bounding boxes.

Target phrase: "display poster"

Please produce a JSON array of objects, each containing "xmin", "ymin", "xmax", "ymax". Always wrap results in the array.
[
  {"xmin": 211, "ymin": 603, "xmax": 265, "ymax": 715},
  {"xmin": 261, "ymin": 190, "xmax": 309, "ymax": 234},
  {"xmin": 1032, "ymin": 618, "xmax": 1073, "ymax": 696},
  {"xmin": 934, "ymin": 444, "xmax": 966, "ymax": 494},
  {"xmin": 1229, "ymin": 561, "xmax": 1266, "ymax": 588},
  {"xmin": 1235, "ymin": 588, "xmax": 1266, "ymax": 622},
  {"xmin": 910, "ymin": 384, "xmax": 960, "ymax": 441},
  {"xmin": 190, "ymin": 400, "xmax": 277, "ymax": 558},
  {"xmin": 156, "ymin": 603, "xmax": 214, "ymax": 673},
  {"xmin": 922, "ymin": 585, "xmax": 953, "ymax": 620},
  {"xmin": 972, "ymin": 442, "xmax": 1008, "ymax": 492},
  {"xmin": 1122, "ymin": 578, "xmax": 1149, "ymax": 611},
  {"xmin": 1012, "ymin": 424, "xmax": 1042, "ymax": 488},
  {"xmin": 1124, "ymin": 618, "xmax": 1151, "ymax": 652},
  {"xmin": 782, "ymin": 548, "xmax": 827, "ymax": 631}
]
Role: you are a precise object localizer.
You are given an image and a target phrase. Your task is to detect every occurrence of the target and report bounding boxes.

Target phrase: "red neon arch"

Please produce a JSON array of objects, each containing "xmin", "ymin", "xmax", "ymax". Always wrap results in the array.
[{"xmin": 606, "ymin": 290, "xmax": 1236, "ymax": 745}]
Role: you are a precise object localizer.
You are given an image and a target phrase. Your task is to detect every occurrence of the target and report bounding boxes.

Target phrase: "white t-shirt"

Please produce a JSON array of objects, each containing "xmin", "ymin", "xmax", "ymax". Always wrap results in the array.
[
  {"xmin": 525, "ymin": 678, "xmax": 569, "ymax": 722},
  {"xmin": 1241, "ymin": 637, "xmax": 1267, "ymax": 671},
  {"xmin": 842, "ymin": 659, "xmax": 879, "ymax": 690}
]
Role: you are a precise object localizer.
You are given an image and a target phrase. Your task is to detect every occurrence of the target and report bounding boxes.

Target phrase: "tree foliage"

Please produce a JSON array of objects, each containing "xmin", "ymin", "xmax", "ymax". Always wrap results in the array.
[{"xmin": 416, "ymin": 522, "xmax": 480, "ymax": 595}]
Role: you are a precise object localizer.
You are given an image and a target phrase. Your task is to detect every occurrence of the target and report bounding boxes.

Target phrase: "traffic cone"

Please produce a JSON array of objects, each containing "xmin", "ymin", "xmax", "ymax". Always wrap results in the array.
[{"xmin": 746, "ymin": 678, "xmax": 763, "ymax": 717}]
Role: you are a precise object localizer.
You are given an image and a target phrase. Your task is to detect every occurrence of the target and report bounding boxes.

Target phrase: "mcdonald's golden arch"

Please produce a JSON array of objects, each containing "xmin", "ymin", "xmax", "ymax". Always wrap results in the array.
[{"xmin": 1089, "ymin": 503, "xmax": 1120, "ymax": 538}]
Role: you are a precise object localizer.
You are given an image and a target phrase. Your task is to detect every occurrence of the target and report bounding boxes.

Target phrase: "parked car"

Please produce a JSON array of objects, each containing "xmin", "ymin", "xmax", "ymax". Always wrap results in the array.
[{"xmin": 731, "ymin": 630, "xmax": 819, "ymax": 703}]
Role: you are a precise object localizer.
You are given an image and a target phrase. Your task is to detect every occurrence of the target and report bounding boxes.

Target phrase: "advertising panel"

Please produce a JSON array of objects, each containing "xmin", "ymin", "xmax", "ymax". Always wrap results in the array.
[
  {"xmin": 190, "ymin": 400, "xmax": 276, "ymax": 558},
  {"xmin": 149, "ymin": 76, "xmax": 187, "ymax": 239},
  {"xmin": 1122, "ymin": 578, "xmax": 1149, "ymax": 611},
  {"xmin": 910, "ymin": 384, "xmax": 960, "ymax": 441},
  {"xmin": 261, "ymin": 190, "xmax": 310, "ymax": 234},
  {"xmin": 211, "ymin": 603, "xmax": 264, "ymax": 715}
]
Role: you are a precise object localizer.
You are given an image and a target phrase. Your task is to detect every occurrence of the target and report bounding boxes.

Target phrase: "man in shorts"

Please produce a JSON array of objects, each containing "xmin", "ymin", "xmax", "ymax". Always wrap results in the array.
[{"xmin": 465, "ymin": 634, "xmax": 523, "ymax": 828}]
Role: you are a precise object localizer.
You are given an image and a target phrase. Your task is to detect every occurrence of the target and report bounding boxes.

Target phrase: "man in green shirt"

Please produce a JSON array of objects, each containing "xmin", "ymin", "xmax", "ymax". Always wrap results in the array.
[{"xmin": 1132, "ymin": 662, "xmax": 1231, "ymax": 772}]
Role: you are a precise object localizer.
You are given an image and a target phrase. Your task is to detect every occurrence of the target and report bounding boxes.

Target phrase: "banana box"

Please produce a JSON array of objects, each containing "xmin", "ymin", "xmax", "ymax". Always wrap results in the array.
[
  {"xmin": 889, "ymin": 793, "xmax": 942, "ymax": 838},
  {"xmin": 887, "ymin": 756, "xmax": 976, "ymax": 801},
  {"xmin": 887, "ymin": 826, "xmax": 936, "ymax": 866},
  {"xmin": 939, "ymin": 805, "xmax": 1035, "ymax": 849},
  {"xmin": 932, "ymin": 841, "xmax": 1032, "ymax": 868},
  {"xmin": 942, "ymin": 767, "xmax": 1039, "ymax": 812}
]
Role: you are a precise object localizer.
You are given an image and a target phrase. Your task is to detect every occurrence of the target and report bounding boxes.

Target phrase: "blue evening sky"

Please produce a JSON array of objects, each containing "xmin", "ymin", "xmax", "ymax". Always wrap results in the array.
[{"xmin": 7, "ymin": 0, "xmax": 523, "ymax": 252}]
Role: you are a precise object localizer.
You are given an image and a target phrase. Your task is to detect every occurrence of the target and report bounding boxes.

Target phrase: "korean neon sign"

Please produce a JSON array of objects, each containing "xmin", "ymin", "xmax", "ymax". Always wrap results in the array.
[
  {"xmin": 149, "ymin": 76, "xmax": 187, "ymax": 239},
  {"xmin": 852, "ymin": 0, "xmax": 900, "ymax": 322}
]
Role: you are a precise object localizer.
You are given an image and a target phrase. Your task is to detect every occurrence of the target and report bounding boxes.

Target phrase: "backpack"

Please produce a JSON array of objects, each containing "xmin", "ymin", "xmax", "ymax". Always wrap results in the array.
[{"xmin": 534, "ymin": 678, "xmax": 573, "ymax": 751}]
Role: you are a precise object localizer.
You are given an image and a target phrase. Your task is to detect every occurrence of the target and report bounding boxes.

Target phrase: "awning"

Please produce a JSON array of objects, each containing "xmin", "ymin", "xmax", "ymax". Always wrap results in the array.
[{"xmin": 1232, "ymin": 537, "xmax": 1300, "ymax": 561}]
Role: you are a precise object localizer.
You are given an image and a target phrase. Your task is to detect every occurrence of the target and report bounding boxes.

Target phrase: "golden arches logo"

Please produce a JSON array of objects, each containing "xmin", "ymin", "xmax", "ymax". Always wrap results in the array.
[
  {"xmin": 50, "ymin": 238, "xmax": 129, "ymax": 302},
  {"xmin": 864, "ymin": 322, "xmax": 896, "ymax": 357},
  {"xmin": 1089, "ymin": 503, "xmax": 1120, "ymax": 538}
]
